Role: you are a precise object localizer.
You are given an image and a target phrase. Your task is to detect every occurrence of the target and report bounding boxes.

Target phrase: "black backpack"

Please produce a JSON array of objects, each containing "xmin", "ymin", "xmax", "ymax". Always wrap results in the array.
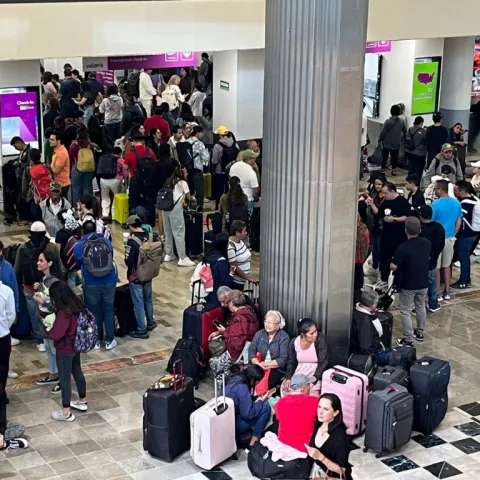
[
  {"xmin": 166, "ymin": 337, "xmax": 206, "ymax": 388},
  {"xmin": 220, "ymin": 143, "xmax": 240, "ymax": 171},
  {"xmin": 3, "ymin": 243, "xmax": 20, "ymax": 268},
  {"xmin": 96, "ymin": 154, "xmax": 118, "ymax": 179},
  {"xmin": 156, "ymin": 187, "xmax": 181, "ymax": 211},
  {"xmin": 127, "ymin": 71, "xmax": 141, "ymax": 98},
  {"xmin": 229, "ymin": 202, "xmax": 249, "ymax": 225},
  {"xmin": 176, "ymin": 141, "xmax": 197, "ymax": 170},
  {"xmin": 434, "ymin": 157, "xmax": 459, "ymax": 172},
  {"xmin": 134, "ymin": 149, "xmax": 155, "ymax": 188}
]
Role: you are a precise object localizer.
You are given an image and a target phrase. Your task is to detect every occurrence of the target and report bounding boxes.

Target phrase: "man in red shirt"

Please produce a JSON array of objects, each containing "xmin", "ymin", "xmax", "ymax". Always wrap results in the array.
[
  {"xmin": 143, "ymin": 106, "xmax": 171, "ymax": 144},
  {"xmin": 275, "ymin": 374, "xmax": 319, "ymax": 452}
]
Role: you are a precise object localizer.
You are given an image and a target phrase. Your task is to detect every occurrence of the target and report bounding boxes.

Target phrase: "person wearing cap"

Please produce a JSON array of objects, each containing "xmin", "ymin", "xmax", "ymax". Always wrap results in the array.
[
  {"xmin": 425, "ymin": 111, "xmax": 449, "ymax": 168},
  {"xmin": 124, "ymin": 215, "xmax": 161, "ymax": 338},
  {"xmin": 49, "ymin": 131, "xmax": 71, "ymax": 199},
  {"xmin": 39, "ymin": 182, "xmax": 71, "ymax": 238},
  {"xmin": 188, "ymin": 125, "xmax": 210, "ymax": 212},
  {"xmin": 229, "ymin": 149, "xmax": 260, "ymax": 217},
  {"xmin": 391, "ymin": 217, "xmax": 431, "ymax": 346},
  {"xmin": 423, "ymin": 143, "xmax": 463, "ymax": 188},
  {"xmin": 14, "ymin": 221, "xmax": 62, "ymax": 352},
  {"xmin": 419, "ymin": 205, "xmax": 445, "ymax": 313}
]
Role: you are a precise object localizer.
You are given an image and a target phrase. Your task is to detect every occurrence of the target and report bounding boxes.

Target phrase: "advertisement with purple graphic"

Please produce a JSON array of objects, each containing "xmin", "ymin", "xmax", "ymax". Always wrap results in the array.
[
  {"xmin": 471, "ymin": 36, "xmax": 480, "ymax": 98},
  {"xmin": 107, "ymin": 52, "xmax": 198, "ymax": 70},
  {"xmin": 366, "ymin": 41, "xmax": 392, "ymax": 54},
  {"xmin": 411, "ymin": 57, "xmax": 441, "ymax": 115},
  {"xmin": 96, "ymin": 71, "xmax": 115, "ymax": 87}
]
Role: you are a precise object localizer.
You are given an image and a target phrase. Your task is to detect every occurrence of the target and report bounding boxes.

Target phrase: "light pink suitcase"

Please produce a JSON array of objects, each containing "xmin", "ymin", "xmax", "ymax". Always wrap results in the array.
[
  {"xmin": 321, "ymin": 365, "xmax": 369, "ymax": 436},
  {"xmin": 190, "ymin": 375, "xmax": 237, "ymax": 470}
]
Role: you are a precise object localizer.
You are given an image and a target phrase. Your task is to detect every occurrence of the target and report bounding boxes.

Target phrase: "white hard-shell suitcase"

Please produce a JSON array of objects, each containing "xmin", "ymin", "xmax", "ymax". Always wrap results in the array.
[{"xmin": 190, "ymin": 375, "xmax": 237, "ymax": 469}]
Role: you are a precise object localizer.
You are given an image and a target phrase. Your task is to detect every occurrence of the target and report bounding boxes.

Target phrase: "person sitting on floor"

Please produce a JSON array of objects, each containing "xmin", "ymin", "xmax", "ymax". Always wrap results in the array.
[
  {"xmin": 224, "ymin": 364, "xmax": 275, "ymax": 447},
  {"xmin": 283, "ymin": 318, "xmax": 329, "ymax": 397},
  {"xmin": 350, "ymin": 290, "xmax": 383, "ymax": 355},
  {"xmin": 249, "ymin": 310, "xmax": 291, "ymax": 391},
  {"xmin": 209, "ymin": 290, "xmax": 258, "ymax": 377}
]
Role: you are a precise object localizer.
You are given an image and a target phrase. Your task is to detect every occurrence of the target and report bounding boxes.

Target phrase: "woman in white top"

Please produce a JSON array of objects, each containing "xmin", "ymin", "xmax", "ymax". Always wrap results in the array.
[
  {"xmin": 161, "ymin": 75, "xmax": 187, "ymax": 119},
  {"xmin": 161, "ymin": 166, "xmax": 195, "ymax": 267},
  {"xmin": 188, "ymin": 82, "xmax": 206, "ymax": 117},
  {"xmin": 228, "ymin": 220, "xmax": 257, "ymax": 290},
  {"xmin": 42, "ymin": 72, "xmax": 58, "ymax": 96}
]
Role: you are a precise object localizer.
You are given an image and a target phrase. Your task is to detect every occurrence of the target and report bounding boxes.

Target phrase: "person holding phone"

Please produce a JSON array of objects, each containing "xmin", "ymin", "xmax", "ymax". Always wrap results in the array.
[{"xmin": 224, "ymin": 364, "xmax": 273, "ymax": 447}]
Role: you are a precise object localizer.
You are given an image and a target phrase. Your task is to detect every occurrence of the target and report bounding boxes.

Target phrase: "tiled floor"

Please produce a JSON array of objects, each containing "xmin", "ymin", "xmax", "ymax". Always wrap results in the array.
[{"xmin": 3, "ymin": 220, "xmax": 480, "ymax": 479}]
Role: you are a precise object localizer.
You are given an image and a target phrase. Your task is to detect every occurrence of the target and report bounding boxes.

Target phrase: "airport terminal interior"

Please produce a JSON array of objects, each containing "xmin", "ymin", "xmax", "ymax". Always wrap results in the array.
[{"xmin": 3, "ymin": 0, "xmax": 480, "ymax": 479}]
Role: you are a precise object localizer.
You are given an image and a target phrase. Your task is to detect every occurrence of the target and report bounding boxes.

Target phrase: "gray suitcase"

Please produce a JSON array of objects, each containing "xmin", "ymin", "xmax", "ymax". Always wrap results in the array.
[
  {"xmin": 363, "ymin": 384, "xmax": 413, "ymax": 458},
  {"xmin": 373, "ymin": 366, "xmax": 409, "ymax": 391}
]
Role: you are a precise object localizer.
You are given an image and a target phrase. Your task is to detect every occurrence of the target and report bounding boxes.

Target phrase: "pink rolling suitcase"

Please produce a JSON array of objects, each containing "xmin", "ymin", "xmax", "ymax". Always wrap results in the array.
[
  {"xmin": 321, "ymin": 365, "xmax": 369, "ymax": 436},
  {"xmin": 190, "ymin": 375, "xmax": 237, "ymax": 470}
]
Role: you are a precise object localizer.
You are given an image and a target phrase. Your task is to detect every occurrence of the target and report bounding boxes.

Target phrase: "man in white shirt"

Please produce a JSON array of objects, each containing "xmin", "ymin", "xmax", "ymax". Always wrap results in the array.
[
  {"xmin": 229, "ymin": 149, "xmax": 260, "ymax": 216},
  {"xmin": 139, "ymin": 69, "xmax": 157, "ymax": 117}
]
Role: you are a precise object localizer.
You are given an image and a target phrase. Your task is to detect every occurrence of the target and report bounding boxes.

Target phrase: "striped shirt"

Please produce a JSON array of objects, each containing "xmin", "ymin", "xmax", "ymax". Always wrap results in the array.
[{"xmin": 228, "ymin": 240, "xmax": 251, "ymax": 285}]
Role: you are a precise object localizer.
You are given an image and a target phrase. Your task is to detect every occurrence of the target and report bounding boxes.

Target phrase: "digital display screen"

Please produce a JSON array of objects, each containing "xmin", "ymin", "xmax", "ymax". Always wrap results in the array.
[
  {"xmin": 0, "ymin": 91, "xmax": 39, "ymax": 156},
  {"xmin": 411, "ymin": 57, "xmax": 441, "ymax": 115}
]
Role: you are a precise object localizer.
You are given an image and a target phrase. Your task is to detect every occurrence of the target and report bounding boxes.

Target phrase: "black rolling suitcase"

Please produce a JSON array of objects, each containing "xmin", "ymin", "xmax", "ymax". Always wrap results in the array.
[
  {"xmin": 364, "ymin": 384, "xmax": 413, "ymax": 457},
  {"xmin": 143, "ymin": 362, "xmax": 195, "ymax": 462},
  {"xmin": 373, "ymin": 366, "xmax": 409, "ymax": 391},
  {"xmin": 114, "ymin": 284, "xmax": 138, "ymax": 337},
  {"xmin": 184, "ymin": 209, "xmax": 203, "ymax": 257},
  {"xmin": 410, "ymin": 357, "xmax": 450, "ymax": 435},
  {"xmin": 378, "ymin": 311, "xmax": 393, "ymax": 349}
]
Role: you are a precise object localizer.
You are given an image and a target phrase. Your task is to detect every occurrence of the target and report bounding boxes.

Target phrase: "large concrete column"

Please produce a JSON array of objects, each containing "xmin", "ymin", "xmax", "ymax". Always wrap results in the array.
[
  {"xmin": 440, "ymin": 37, "xmax": 475, "ymax": 132},
  {"xmin": 260, "ymin": 0, "xmax": 369, "ymax": 364}
]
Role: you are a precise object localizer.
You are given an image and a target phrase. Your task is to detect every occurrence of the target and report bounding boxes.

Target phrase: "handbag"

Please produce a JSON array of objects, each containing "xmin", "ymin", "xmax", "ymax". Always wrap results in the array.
[{"xmin": 208, "ymin": 334, "xmax": 226, "ymax": 357}]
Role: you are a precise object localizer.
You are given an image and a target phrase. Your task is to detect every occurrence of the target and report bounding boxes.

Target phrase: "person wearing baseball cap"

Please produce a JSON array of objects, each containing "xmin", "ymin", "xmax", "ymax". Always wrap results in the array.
[
  {"xmin": 39, "ymin": 182, "xmax": 71, "ymax": 238},
  {"xmin": 426, "ymin": 111, "xmax": 448, "ymax": 167},
  {"xmin": 274, "ymin": 374, "xmax": 319, "ymax": 453},
  {"xmin": 423, "ymin": 142, "xmax": 463, "ymax": 188},
  {"xmin": 229, "ymin": 149, "xmax": 260, "ymax": 216}
]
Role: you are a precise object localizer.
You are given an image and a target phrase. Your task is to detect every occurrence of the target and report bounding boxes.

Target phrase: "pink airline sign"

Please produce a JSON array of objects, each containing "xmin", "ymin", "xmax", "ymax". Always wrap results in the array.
[
  {"xmin": 107, "ymin": 52, "xmax": 198, "ymax": 70},
  {"xmin": 366, "ymin": 41, "xmax": 392, "ymax": 54}
]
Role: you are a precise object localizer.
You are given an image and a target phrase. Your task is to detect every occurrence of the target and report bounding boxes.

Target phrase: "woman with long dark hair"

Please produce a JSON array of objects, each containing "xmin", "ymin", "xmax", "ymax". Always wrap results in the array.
[
  {"xmin": 46, "ymin": 282, "xmax": 88, "ymax": 422},
  {"xmin": 73, "ymin": 82, "xmax": 96, "ymax": 127},
  {"xmin": 176, "ymin": 102, "xmax": 194, "ymax": 126},
  {"xmin": 306, "ymin": 393, "xmax": 353, "ymax": 479},
  {"xmin": 219, "ymin": 176, "xmax": 248, "ymax": 232}
]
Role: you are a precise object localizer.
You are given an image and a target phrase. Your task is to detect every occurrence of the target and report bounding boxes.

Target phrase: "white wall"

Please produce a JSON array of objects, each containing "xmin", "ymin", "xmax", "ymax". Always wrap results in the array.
[
  {"xmin": 43, "ymin": 57, "xmax": 83, "ymax": 76},
  {"xmin": 0, "ymin": 60, "xmax": 40, "ymax": 88},
  {"xmin": 213, "ymin": 51, "xmax": 239, "ymax": 135},
  {"xmin": 236, "ymin": 49, "xmax": 265, "ymax": 140}
]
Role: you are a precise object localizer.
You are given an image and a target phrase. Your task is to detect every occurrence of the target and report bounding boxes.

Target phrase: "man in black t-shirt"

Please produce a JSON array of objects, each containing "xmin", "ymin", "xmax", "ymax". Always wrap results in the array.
[
  {"xmin": 367, "ymin": 182, "xmax": 415, "ymax": 290},
  {"xmin": 391, "ymin": 217, "xmax": 431, "ymax": 346}
]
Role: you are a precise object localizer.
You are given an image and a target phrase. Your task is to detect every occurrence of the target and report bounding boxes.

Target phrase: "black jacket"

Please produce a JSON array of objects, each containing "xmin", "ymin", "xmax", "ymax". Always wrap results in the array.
[
  {"xmin": 350, "ymin": 307, "xmax": 381, "ymax": 354},
  {"xmin": 407, "ymin": 189, "xmax": 425, "ymax": 212},
  {"xmin": 420, "ymin": 221, "xmax": 446, "ymax": 270},
  {"xmin": 285, "ymin": 334, "xmax": 329, "ymax": 381},
  {"xmin": 121, "ymin": 105, "xmax": 145, "ymax": 136}
]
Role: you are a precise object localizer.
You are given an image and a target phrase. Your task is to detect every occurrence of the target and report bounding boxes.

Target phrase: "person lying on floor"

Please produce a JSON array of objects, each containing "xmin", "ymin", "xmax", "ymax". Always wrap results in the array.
[{"xmin": 224, "ymin": 364, "xmax": 275, "ymax": 447}]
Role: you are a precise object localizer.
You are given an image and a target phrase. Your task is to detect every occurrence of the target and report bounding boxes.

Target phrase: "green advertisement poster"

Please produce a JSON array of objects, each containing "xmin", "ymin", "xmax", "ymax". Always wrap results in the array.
[{"xmin": 411, "ymin": 57, "xmax": 441, "ymax": 115}]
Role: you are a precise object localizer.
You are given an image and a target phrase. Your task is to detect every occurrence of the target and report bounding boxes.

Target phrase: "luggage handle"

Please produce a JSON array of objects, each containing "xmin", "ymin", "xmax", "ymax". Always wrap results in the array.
[
  {"xmin": 386, "ymin": 386, "xmax": 399, "ymax": 394},
  {"xmin": 191, "ymin": 279, "xmax": 203, "ymax": 306},
  {"xmin": 214, "ymin": 374, "xmax": 227, "ymax": 414},
  {"xmin": 172, "ymin": 360, "xmax": 185, "ymax": 391}
]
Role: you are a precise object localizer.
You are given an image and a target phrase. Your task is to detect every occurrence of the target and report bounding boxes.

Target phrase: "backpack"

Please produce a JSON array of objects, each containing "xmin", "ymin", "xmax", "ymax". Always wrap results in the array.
[
  {"xmin": 229, "ymin": 202, "xmax": 249, "ymax": 226},
  {"xmin": 76, "ymin": 147, "xmax": 95, "ymax": 173},
  {"xmin": 132, "ymin": 233, "xmax": 164, "ymax": 282},
  {"xmin": 156, "ymin": 186, "xmax": 182, "ymax": 211},
  {"xmin": 83, "ymin": 214, "xmax": 111, "ymax": 240},
  {"xmin": 220, "ymin": 142, "xmax": 239, "ymax": 171},
  {"xmin": 166, "ymin": 337, "xmax": 206, "ymax": 388},
  {"xmin": 405, "ymin": 128, "xmax": 420, "ymax": 151},
  {"xmin": 134, "ymin": 149, "xmax": 155, "ymax": 188},
  {"xmin": 462, "ymin": 196, "xmax": 480, "ymax": 232},
  {"xmin": 62, "ymin": 235, "xmax": 80, "ymax": 272},
  {"xmin": 30, "ymin": 164, "xmax": 52, "ymax": 202},
  {"xmin": 74, "ymin": 310, "xmax": 98, "ymax": 353},
  {"xmin": 3, "ymin": 243, "xmax": 20, "ymax": 268},
  {"xmin": 434, "ymin": 157, "xmax": 459, "ymax": 173},
  {"xmin": 176, "ymin": 141, "xmax": 197, "ymax": 170},
  {"xmin": 127, "ymin": 71, "xmax": 141, "ymax": 98},
  {"xmin": 83, "ymin": 236, "xmax": 113, "ymax": 278},
  {"xmin": 96, "ymin": 154, "xmax": 117, "ymax": 179}
]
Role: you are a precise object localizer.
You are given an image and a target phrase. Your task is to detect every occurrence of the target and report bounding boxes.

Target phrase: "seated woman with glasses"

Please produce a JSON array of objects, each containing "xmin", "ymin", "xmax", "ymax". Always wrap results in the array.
[{"xmin": 248, "ymin": 310, "xmax": 291, "ymax": 390}]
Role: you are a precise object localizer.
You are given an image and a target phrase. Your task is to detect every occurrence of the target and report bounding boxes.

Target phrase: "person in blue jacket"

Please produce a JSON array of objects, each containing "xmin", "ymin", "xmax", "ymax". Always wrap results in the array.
[
  {"xmin": 205, "ymin": 233, "xmax": 232, "ymax": 305},
  {"xmin": 73, "ymin": 221, "xmax": 118, "ymax": 351},
  {"xmin": 224, "ymin": 364, "xmax": 274, "ymax": 447}
]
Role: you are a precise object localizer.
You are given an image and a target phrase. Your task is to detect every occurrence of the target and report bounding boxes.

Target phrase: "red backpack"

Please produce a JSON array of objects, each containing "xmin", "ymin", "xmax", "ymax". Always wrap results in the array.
[
  {"xmin": 30, "ymin": 164, "xmax": 52, "ymax": 202},
  {"xmin": 62, "ymin": 235, "xmax": 80, "ymax": 272}
]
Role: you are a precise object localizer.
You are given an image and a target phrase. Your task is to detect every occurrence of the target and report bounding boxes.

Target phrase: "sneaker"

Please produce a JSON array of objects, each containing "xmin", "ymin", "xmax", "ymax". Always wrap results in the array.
[
  {"xmin": 466, "ymin": 281, "xmax": 472, "ymax": 288},
  {"xmin": 364, "ymin": 266, "xmax": 378, "ymax": 277},
  {"xmin": 129, "ymin": 330, "xmax": 149, "ymax": 339},
  {"xmin": 451, "ymin": 282, "xmax": 467, "ymax": 290},
  {"xmin": 178, "ymin": 257, "xmax": 195, "ymax": 267},
  {"xmin": 52, "ymin": 411, "xmax": 75, "ymax": 422},
  {"xmin": 453, "ymin": 261, "xmax": 460, "ymax": 268},
  {"xmin": 396, "ymin": 338, "xmax": 414, "ymax": 347},
  {"xmin": 94, "ymin": 342, "xmax": 101, "ymax": 350},
  {"xmin": 474, "ymin": 248, "xmax": 480, "ymax": 256},
  {"xmin": 437, "ymin": 295, "xmax": 444, "ymax": 303},
  {"xmin": 443, "ymin": 292, "xmax": 451, "ymax": 301},
  {"xmin": 412, "ymin": 310, "xmax": 416, "ymax": 315},
  {"xmin": 164, "ymin": 255, "xmax": 177, "ymax": 263},
  {"xmin": 70, "ymin": 401, "xmax": 88, "ymax": 412},
  {"xmin": 10, "ymin": 337, "xmax": 20, "ymax": 346},
  {"xmin": 429, "ymin": 306, "xmax": 441, "ymax": 313},
  {"xmin": 414, "ymin": 329, "xmax": 424, "ymax": 342},
  {"xmin": 51, "ymin": 383, "xmax": 61, "ymax": 394},
  {"xmin": 147, "ymin": 321, "xmax": 157, "ymax": 332},
  {"xmin": 105, "ymin": 339, "xmax": 117, "ymax": 350},
  {"xmin": 36, "ymin": 343, "xmax": 46, "ymax": 352},
  {"xmin": 8, "ymin": 371, "xmax": 18, "ymax": 379},
  {"xmin": 1, "ymin": 438, "xmax": 29, "ymax": 451},
  {"xmin": 36, "ymin": 376, "xmax": 59, "ymax": 386}
]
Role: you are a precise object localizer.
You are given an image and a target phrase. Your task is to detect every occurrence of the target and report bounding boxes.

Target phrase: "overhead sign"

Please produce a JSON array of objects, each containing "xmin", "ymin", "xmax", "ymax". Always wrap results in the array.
[
  {"xmin": 107, "ymin": 52, "xmax": 198, "ymax": 70},
  {"xmin": 411, "ymin": 57, "xmax": 442, "ymax": 115},
  {"xmin": 83, "ymin": 57, "xmax": 108, "ymax": 72},
  {"xmin": 366, "ymin": 41, "xmax": 391, "ymax": 54}
]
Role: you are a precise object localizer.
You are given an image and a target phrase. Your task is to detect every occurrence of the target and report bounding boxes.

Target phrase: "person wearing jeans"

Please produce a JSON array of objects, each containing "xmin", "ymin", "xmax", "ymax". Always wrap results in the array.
[
  {"xmin": 391, "ymin": 217, "xmax": 431, "ymax": 346},
  {"xmin": 378, "ymin": 104, "xmax": 406, "ymax": 176},
  {"xmin": 46, "ymin": 282, "xmax": 88, "ymax": 422},
  {"xmin": 73, "ymin": 221, "xmax": 118, "ymax": 350},
  {"xmin": 124, "ymin": 215, "xmax": 159, "ymax": 338},
  {"xmin": 99, "ymin": 84, "xmax": 123, "ymax": 152}
]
